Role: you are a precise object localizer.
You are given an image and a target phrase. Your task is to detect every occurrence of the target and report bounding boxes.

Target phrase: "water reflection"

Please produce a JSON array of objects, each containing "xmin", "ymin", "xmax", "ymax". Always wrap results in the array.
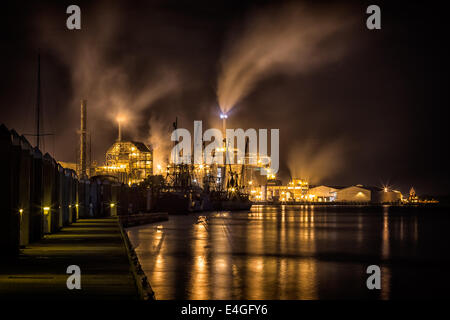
[
  {"xmin": 127, "ymin": 205, "xmax": 447, "ymax": 299},
  {"xmin": 381, "ymin": 207, "xmax": 390, "ymax": 300},
  {"xmin": 382, "ymin": 209, "xmax": 389, "ymax": 259},
  {"xmin": 188, "ymin": 220, "xmax": 208, "ymax": 299}
]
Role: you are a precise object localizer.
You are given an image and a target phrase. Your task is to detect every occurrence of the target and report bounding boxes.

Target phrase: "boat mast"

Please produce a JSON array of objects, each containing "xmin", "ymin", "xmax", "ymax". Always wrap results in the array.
[{"xmin": 36, "ymin": 52, "xmax": 41, "ymax": 149}]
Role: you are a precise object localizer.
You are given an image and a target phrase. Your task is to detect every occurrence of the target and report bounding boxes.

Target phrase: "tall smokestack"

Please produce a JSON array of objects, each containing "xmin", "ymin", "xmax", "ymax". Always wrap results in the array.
[
  {"xmin": 80, "ymin": 99, "xmax": 87, "ymax": 179},
  {"xmin": 220, "ymin": 113, "xmax": 228, "ymax": 138},
  {"xmin": 118, "ymin": 121, "xmax": 122, "ymax": 141}
]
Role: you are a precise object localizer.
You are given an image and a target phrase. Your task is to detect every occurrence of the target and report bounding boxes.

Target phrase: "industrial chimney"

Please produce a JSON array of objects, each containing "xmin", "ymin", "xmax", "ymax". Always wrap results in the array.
[
  {"xmin": 80, "ymin": 99, "xmax": 87, "ymax": 179},
  {"xmin": 116, "ymin": 116, "xmax": 124, "ymax": 142},
  {"xmin": 118, "ymin": 120, "xmax": 122, "ymax": 141}
]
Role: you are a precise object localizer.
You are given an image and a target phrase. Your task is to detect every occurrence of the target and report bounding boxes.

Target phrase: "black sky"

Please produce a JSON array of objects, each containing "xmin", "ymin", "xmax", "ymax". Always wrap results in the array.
[{"xmin": 0, "ymin": 0, "xmax": 448, "ymax": 195}]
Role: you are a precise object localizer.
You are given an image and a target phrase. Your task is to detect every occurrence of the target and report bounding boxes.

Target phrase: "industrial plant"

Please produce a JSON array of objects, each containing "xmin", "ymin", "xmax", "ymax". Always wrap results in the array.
[
  {"xmin": 258, "ymin": 182, "xmax": 405, "ymax": 204},
  {"xmin": 57, "ymin": 98, "xmax": 428, "ymax": 213}
]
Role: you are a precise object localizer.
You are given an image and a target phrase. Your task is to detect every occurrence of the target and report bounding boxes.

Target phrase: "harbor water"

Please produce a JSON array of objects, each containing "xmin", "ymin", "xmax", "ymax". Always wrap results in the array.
[{"xmin": 127, "ymin": 205, "xmax": 450, "ymax": 299}]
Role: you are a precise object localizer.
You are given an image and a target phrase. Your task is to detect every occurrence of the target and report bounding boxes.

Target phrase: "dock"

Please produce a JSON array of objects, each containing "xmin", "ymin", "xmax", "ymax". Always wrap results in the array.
[{"xmin": 0, "ymin": 217, "xmax": 145, "ymax": 299}]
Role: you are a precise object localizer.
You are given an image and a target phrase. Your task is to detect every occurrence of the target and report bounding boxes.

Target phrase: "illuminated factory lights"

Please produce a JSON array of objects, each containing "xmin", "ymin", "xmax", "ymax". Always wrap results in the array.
[
  {"xmin": 116, "ymin": 115, "xmax": 126, "ymax": 142},
  {"xmin": 220, "ymin": 112, "xmax": 228, "ymax": 135},
  {"xmin": 248, "ymin": 178, "xmax": 310, "ymax": 202},
  {"xmin": 99, "ymin": 141, "xmax": 153, "ymax": 185}
]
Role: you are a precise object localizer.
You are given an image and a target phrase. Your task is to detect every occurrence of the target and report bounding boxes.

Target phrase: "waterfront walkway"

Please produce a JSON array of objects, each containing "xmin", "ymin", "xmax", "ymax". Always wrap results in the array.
[{"xmin": 0, "ymin": 218, "xmax": 139, "ymax": 299}]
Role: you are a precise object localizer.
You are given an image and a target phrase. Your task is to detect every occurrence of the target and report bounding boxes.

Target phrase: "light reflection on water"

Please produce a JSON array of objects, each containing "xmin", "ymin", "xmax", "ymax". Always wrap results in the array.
[{"xmin": 127, "ymin": 205, "xmax": 450, "ymax": 299}]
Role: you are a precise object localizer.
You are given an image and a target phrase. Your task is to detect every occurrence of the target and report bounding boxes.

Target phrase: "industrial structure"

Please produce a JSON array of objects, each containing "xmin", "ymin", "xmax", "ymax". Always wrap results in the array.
[
  {"xmin": 408, "ymin": 187, "xmax": 419, "ymax": 203},
  {"xmin": 307, "ymin": 185, "xmax": 338, "ymax": 202},
  {"xmin": 69, "ymin": 100, "xmax": 423, "ymax": 207},
  {"xmin": 334, "ymin": 185, "xmax": 372, "ymax": 202},
  {"xmin": 75, "ymin": 102, "xmax": 153, "ymax": 185},
  {"xmin": 259, "ymin": 178, "xmax": 310, "ymax": 202},
  {"xmin": 95, "ymin": 118, "xmax": 153, "ymax": 185},
  {"xmin": 250, "ymin": 181, "xmax": 407, "ymax": 204},
  {"xmin": 99, "ymin": 140, "xmax": 153, "ymax": 185}
]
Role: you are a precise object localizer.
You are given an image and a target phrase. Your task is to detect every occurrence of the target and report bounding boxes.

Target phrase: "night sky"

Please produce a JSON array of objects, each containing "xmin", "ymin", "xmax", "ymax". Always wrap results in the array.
[{"xmin": 0, "ymin": 0, "xmax": 448, "ymax": 195}]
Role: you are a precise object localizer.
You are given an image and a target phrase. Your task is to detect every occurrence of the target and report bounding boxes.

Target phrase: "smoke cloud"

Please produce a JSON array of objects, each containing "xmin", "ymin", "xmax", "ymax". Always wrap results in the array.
[
  {"xmin": 36, "ymin": 2, "xmax": 181, "ymax": 162},
  {"xmin": 147, "ymin": 114, "xmax": 174, "ymax": 172},
  {"xmin": 0, "ymin": 1, "xmax": 443, "ymax": 194},
  {"xmin": 217, "ymin": 3, "xmax": 353, "ymax": 112},
  {"xmin": 287, "ymin": 139, "xmax": 346, "ymax": 185}
]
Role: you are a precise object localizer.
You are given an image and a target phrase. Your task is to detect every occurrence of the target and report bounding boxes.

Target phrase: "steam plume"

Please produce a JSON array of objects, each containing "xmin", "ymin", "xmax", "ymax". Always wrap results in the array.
[
  {"xmin": 147, "ymin": 114, "xmax": 173, "ymax": 172},
  {"xmin": 217, "ymin": 3, "xmax": 353, "ymax": 112},
  {"xmin": 37, "ymin": 3, "xmax": 180, "ymax": 160},
  {"xmin": 287, "ymin": 139, "xmax": 346, "ymax": 185}
]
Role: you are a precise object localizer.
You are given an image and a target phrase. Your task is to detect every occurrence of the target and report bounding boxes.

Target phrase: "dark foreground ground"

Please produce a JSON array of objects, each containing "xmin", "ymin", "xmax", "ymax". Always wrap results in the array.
[{"xmin": 0, "ymin": 218, "xmax": 138, "ymax": 299}]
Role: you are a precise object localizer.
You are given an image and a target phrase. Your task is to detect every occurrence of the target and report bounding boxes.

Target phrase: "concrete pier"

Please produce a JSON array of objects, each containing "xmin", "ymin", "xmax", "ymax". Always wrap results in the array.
[
  {"xmin": 120, "ymin": 212, "xmax": 168, "ymax": 228},
  {"xmin": 0, "ymin": 218, "xmax": 142, "ymax": 299}
]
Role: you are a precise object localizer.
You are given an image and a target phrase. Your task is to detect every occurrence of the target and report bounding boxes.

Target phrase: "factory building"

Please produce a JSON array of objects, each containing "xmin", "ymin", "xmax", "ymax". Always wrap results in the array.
[
  {"xmin": 333, "ymin": 185, "xmax": 404, "ymax": 203},
  {"xmin": 335, "ymin": 185, "xmax": 371, "ymax": 202},
  {"xmin": 371, "ymin": 187, "xmax": 403, "ymax": 203},
  {"xmin": 253, "ymin": 181, "xmax": 405, "ymax": 204},
  {"xmin": 307, "ymin": 185, "xmax": 339, "ymax": 202},
  {"xmin": 262, "ymin": 178, "xmax": 309, "ymax": 201},
  {"xmin": 96, "ymin": 140, "xmax": 153, "ymax": 185},
  {"xmin": 92, "ymin": 111, "xmax": 153, "ymax": 185}
]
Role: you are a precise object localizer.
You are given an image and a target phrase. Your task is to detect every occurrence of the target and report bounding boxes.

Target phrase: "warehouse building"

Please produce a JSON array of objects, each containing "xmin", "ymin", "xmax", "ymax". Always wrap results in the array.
[
  {"xmin": 371, "ymin": 187, "xmax": 403, "ymax": 203},
  {"xmin": 335, "ymin": 185, "xmax": 371, "ymax": 202},
  {"xmin": 334, "ymin": 185, "xmax": 403, "ymax": 203},
  {"xmin": 307, "ymin": 185, "xmax": 339, "ymax": 202}
]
